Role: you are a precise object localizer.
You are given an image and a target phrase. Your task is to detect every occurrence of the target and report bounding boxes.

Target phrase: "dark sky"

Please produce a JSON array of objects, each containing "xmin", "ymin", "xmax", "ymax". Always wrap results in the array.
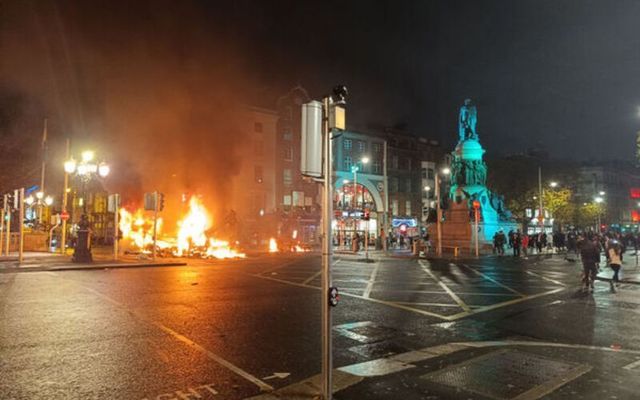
[{"xmin": 3, "ymin": 0, "xmax": 640, "ymax": 165}]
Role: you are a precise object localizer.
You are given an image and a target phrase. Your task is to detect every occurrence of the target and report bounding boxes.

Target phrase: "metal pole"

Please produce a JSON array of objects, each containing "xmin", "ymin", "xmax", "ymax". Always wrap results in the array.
[
  {"xmin": 152, "ymin": 191, "xmax": 158, "ymax": 261},
  {"xmin": 474, "ymin": 207, "xmax": 479, "ymax": 257},
  {"xmin": 0, "ymin": 194, "xmax": 5, "ymax": 256},
  {"xmin": 114, "ymin": 194, "xmax": 120, "ymax": 260},
  {"xmin": 61, "ymin": 139, "xmax": 70, "ymax": 254},
  {"xmin": 383, "ymin": 140, "xmax": 389, "ymax": 253},
  {"xmin": 436, "ymin": 175, "xmax": 442, "ymax": 256},
  {"xmin": 5, "ymin": 205, "xmax": 11, "ymax": 257},
  {"xmin": 18, "ymin": 188, "xmax": 24, "ymax": 264},
  {"xmin": 538, "ymin": 166, "xmax": 544, "ymax": 232},
  {"xmin": 321, "ymin": 96, "xmax": 333, "ymax": 400},
  {"xmin": 38, "ymin": 118, "xmax": 47, "ymax": 227}
]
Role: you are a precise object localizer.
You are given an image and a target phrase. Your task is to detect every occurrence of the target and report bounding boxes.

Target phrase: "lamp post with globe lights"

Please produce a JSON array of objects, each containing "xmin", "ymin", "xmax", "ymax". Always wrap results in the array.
[{"xmin": 63, "ymin": 150, "xmax": 110, "ymax": 262}]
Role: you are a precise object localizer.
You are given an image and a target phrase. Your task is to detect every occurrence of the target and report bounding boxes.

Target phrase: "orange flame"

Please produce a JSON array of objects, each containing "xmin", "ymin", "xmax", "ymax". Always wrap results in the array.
[{"xmin": 269, "ymin": 238, "xmax": 278, "ymax": 253}]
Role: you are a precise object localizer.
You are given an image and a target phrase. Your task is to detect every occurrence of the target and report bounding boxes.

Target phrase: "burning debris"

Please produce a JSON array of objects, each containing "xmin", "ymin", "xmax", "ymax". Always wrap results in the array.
[{"xmin": 119, "ymin": 196, "xmax": 245, "ymax": 259}]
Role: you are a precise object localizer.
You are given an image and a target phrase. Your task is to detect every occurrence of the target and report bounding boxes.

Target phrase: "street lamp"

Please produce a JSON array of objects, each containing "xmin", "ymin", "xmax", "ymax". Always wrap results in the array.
[
  {"xmin": 594, "ymin": 196, "xmax": 605, "ymax": 231},
  {"xmin": 549, "ymin": 181, "xmax": 558, "ymax": 188},
  {"xmin": 435, "ymin": 166, "xmax": 451, "ymax": 256},
  {"xmin": 63, "ymin": 149, "xmax": 110, "ymax": 263}
]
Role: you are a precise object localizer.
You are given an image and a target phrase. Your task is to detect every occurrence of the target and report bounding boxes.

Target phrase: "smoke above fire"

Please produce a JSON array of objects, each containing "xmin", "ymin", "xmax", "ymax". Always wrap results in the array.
[{"xmin": 0, "ymin": 1, "xmax": 261, "ymax": 228}]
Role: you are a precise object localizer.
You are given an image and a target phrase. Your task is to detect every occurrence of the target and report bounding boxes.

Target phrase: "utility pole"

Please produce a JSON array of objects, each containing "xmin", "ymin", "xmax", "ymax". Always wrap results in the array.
[
  {"xmin": 382, "ymin": 140, "xmax": 389, "ymax": 252},
  {"xmin": 321, "ymin": 95, "xmax": 333, "ymax": 400},
  {"xmin": 473, "ymin": 200, "xmax": 480, "ymax": 257},
  {"xmin": 152, "ymin": 191, "xmax": 159, "ymax": 261},
  {"xmin": 5, "ymin": 195, "xmax": 11, "ymax": 257},
  {"xmin": 61, "ymin": 139, "xmax": 70, "ymax": 254},
  {"xmin": 19, "ymin": 188, "xmax": 24, "ymax": 264},
  {"xmin": 39, "ymin": 119, "xmax": 48, "ymax": 226},
  {"xmin": 435, "ymin": 175, "xmax": 443, "ymax": 256},
  {"xmin": 538, "ymin": 166, "xmax": 544, "ymax": 232},
  {"xmin": 114, "ymin": 194, "xmax": 120, "ymax": 260}
]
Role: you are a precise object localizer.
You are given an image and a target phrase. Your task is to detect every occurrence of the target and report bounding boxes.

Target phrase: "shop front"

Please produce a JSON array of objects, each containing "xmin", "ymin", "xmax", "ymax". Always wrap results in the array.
[{"xmin": 332, "ymin": 178, "xmax": 383, "ymax": 251}]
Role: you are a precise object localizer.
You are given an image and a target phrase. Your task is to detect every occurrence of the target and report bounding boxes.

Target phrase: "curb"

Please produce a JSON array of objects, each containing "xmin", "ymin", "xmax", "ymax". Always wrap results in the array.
[{"xmin": 0, "ymin": 261, "xmax": 187, "ymax": 274}]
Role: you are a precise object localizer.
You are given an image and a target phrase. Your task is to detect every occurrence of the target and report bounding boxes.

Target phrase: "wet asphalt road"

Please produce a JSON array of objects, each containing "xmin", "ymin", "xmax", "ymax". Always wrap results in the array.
[{"xmin": 1, "ymin": 253, "xmax": 639, "ymax": 399}]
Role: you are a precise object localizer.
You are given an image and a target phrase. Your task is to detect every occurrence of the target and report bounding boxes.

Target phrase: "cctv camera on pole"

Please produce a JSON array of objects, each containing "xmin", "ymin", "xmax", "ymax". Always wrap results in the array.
[{"xmin": 301, "ymin": 85, "xmax": 347, "ymax": 400}]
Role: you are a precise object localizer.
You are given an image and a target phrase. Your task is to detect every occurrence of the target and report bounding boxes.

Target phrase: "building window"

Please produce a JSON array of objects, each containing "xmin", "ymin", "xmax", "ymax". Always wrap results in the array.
[
  {"xmin": 392, "ymin": 155, "xmax": 398, "ymax": 169},
  {"xmin": 344, "ymin": 156, "xmax": 352, "ymax": 170},
  {"xmin": 405, "ymin": 200, "xmax": 412, "ymax": 216},
  {"xmin": 373, "ymin": 159, "xmax": 381, "ymax": 174},
  {"xmin": 421, "ymin": 168, "xmax": 427, "ymax": 179},
  {"xmin": 392, "ymin": 199, "xmax": 399, "ymax": 215},
  {"xmin": 254, "ymin": 122, "xmax": 263, "ymax": 133},
  {"xmin": 373, "ymin": 143, "xmax": 382, "ymax": 153},
  {"xmin": 344, "ymin": 139, "xmax": 352, "ymax": 150},
  {"xmin": 283, "ymin": 168, "xmax": 293, "ymax": 186},
  {"xmin": 283, "ymin": 131, "xmax": 293, "ymax": 140},
  {"xmin": 254, "ymin": 166, "xmax": 263, "ymax": 183},
  {"xmin": 254, "ymin": 141, "xmax": 263, "ymax": 156},
  {"xmin": 406, "ymin": 178, "xmax": 412, "ymax": 193},
  {"xmin": 283, "ymin": 146, "xmax": 293, "ymax": 161},
  {"xmin": 357, "ymin": 141, "xmax": 366, "ymax": 153},
  {"xmin": 428, "ymin": 168, "xmax": 434, "ymax": 179},
  {"xmin": 390, "ymin": 177, "xmax": 398, "ymax": 193}
]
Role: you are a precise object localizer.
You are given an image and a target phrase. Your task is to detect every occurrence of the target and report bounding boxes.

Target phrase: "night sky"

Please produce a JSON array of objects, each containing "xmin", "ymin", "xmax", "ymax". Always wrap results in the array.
[{"xmin": 3, "ymin": 0, "xmax": 640, "ymax": 165}]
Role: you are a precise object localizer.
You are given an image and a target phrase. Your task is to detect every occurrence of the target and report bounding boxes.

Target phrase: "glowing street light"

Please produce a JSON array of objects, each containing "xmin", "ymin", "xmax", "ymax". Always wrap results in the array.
[
  {"xmin": 44, "ymin": 196, "xmax": 53, "ymax": 206},
  {"xmin": 441, "ymin": 167, "xmax": 451, "ymax": 175},
  {"xmin": 599, "ymin": 191, "xmax": 606, "ymax": 196},
  {"xmin": 98, "ymin": 163, "xmax": 110, "ymax": 178},
  {"xmin": 64, "ymin": 159, "xmax": 77, "ymax": 174},
  {"xmin": 25, "ymin": 195, "xmax": 35, "ymax": 206},
  {"xmin": 424, "ymin": 186, "xmax": 431, "ymax": 191},
  {"xmin": 549, "ymin": 181, "xmax": 558, "ymax": 188},
  {"xmin": 361, "ymin": 156, "xmax": 370, "ymax": 164},
  {"xmin": 594, "ymin": 196, "xmax": 604, "ymax": 203},
  {"xmin": 81, "ymin": 150, "xmax": 95, "ymax": 162}
]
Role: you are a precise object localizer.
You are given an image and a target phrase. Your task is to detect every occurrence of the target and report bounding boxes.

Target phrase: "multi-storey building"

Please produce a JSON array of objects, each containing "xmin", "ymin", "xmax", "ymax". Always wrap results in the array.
[
  {"xmin": 332, "ymin": 126, "xmax": 442, "ymax": 244},
  {"xmin": 575, "ymin": 162, "xmax": 640, "ymax": 227}
]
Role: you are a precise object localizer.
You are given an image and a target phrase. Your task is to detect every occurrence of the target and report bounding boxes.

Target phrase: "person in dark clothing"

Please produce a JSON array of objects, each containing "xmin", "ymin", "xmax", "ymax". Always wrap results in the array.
[
  {"xmin": 580, "ymin": 237, "xmax": 600, "ymax": 292},
  {"xmin": 494, "ymin": 230, "xmax": 506, "ymax": 256},
  {"xmin": 508, "ymin": 229, "xmax": 515, "ymax": 249},
  {"xmin": 513, "ymin": 231, "xmax": 522, "ymax": 257}
]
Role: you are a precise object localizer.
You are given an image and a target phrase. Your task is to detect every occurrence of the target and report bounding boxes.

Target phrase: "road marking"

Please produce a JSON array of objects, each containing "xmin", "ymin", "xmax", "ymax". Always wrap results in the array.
[
  {"xmin": 363, "ymin": 262, "xmax": 380, "ymax": 298},
  {"xmin": 460, "ymin": 263, "xmax": 525, "ymax": 296},
  {"xmin": 338, "ymin": 358, "xmax": 414, "ymax": 377},
  {"xmin": 526, "ymin": 270, "xmax": 566, "ymax": 286},
  {"xmin": 419, "ymin": 261, "xmax": 471, "ymax": 312},
  {"xmin": 370, "ymin": 289, "xmax": 519, "ymax": 297},
  {"xmin": 262, "ymin": 372, "xmax": 290, "ymax": 380},
  {"xmin": 445, "ymin": 287, "xmax": 566, "ymax": 320},
  {"xmin": 141, "ymin": 383, "xmax": 218, "ymax": 400},
  {"xmin": 623, "ymin": 358, "xmax": 640, "ymax": 370},
  {"xmin": 259, "ymin": 258, "xmax": 307, "ymax": 276},
  {"xmin": 81, "ymin": 286, "xmax": 274, "ymax": 392},
  {"xmin": 394, "ymin": 301, "xmax": 462, "ymax": 308},
  {"xmin": 301, "ymin": 259, "xmax": 341, "ymax": 284}
]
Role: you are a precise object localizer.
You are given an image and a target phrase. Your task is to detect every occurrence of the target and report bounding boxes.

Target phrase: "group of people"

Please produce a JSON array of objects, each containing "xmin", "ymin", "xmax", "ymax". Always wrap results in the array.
[
  {"xmin": 493, "ymin": 228, "xmax": 636, "ymax": 292},
  {"xmin": 492, "ymin": 229, "xmax": 553, "ymax": 257}
]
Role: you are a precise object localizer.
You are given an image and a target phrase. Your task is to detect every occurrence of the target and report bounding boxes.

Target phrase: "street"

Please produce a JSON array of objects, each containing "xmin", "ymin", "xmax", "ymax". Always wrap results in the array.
[{"xmin": 1, "ymin": 252, "xmax": 640, "ymax": 400}]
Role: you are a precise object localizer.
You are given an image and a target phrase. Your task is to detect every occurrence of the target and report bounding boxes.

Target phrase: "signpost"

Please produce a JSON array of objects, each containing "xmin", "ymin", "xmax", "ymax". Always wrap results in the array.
[{"xmin": 108, "ymin": 194, "xmax": 121, "ymax": 260}]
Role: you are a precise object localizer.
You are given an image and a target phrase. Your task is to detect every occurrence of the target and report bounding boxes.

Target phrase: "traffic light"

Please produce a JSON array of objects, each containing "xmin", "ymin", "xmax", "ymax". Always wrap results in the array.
[{"xmin": 159, "ymin": 193, "xmax": 165, "ymax": 211}]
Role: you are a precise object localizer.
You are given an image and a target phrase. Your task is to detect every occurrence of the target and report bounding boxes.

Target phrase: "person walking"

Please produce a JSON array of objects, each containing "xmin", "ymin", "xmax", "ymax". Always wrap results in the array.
[
  {"xmin": 513, "ymin": 231, "xmax": 521, "ymax": 257},
  {"xmin": 580, "ymin": 236, "xmax": 600, "ymax": 292},
  {"xmin": 608, "ymin": 240, "xmax": 622, "ymax": 291},
  {"xmin": 508, "ymin": 229, "xmax": 515, "ymax": 249},
  {"xmin": 521, "ymin": 233, "xmax": 530, "ymax": 258},
  {"xmin": 494, "ymin": 229, "xmax": 506, "ymax": 256}
]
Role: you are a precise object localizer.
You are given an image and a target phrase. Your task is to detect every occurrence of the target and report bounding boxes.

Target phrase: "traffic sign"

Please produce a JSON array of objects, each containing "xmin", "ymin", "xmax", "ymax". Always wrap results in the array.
[{"xmin": 60, "ymin": 211, "xmax": 70, "ymax": 221}]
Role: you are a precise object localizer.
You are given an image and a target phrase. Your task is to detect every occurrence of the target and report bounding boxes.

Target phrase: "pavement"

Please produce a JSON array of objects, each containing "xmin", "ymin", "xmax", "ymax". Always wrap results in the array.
[{"xmin": 1, "ymin": 251, "xmax": 639, "ymax": 399}]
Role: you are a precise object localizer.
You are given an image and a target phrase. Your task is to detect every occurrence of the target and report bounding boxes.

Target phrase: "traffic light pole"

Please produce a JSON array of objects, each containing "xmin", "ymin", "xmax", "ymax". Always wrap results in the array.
[
  {"xmin": 19, "ymin": 188, "xmax": 24, "ymax": 264},
  {"xmin": 152, "ymin": 191, "xmax": 158, "ymax": 261},
  {"xmin": 321, "ymin": 96, "xmax": 333, "ymax": 400}
]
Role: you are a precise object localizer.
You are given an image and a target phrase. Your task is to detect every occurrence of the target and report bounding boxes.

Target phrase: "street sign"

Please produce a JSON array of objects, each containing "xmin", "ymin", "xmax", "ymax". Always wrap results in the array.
[
  {"xmin": 144, "ymin": 192, "xmax": 157, "ymax": 211},
  {"xmin": 60, "ymin": 211, "xmax": 70, "ymax": 221}
]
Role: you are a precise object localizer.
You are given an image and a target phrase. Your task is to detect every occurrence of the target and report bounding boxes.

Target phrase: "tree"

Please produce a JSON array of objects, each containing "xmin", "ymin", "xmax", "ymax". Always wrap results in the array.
[
  {"xmin": 543, "ymin": 188, "xmax": 575, "ymax": 227},
  {"xmin": 575, "ymin": 202, "xmax": 603, "ymax": 229}
]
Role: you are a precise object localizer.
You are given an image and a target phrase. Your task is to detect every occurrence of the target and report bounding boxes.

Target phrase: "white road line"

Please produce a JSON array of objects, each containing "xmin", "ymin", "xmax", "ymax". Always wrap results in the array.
[
  {"xmin": 394, "ymin": 302, "xmax": 462, "ymax": 308},
  {"xmin": 302, "ymin": 270, "xmax": 322, "ymax": 285},
  {"xmin": 445, "ymin": 287, "xmax": 566, "ymax": 321},
  {"xmin": 526, "ymin": 270, "xmax": 566, "ymax": 286},
  {"xmin": 363, "ymin": 262, "xmax": 380, "ymax": 298},
  {"xmin": 81, "ymin": 286, "xmax": 274, "ymax": 392},
  {"xmin": 623, "ymin": 358, "xmax": 640, "ymax": 370},
  {"xmin": 369, "ymin": 289, "xmax": 519, "ymax": 297},
  {"xmin": 259, "ymin": 258, "xmax": 305, "ymax": 276},
  {"xmin": 459, "ymin": 263, "xmax": 525, "ymax": 296},
  {"xmin": 419, "ymin": 261, "xmax": 471, "ymax": 312}
]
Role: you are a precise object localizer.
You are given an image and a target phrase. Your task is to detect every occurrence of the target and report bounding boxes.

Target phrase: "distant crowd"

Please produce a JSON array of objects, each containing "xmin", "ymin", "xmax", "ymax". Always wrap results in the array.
[{"xmin": 493, "ymin": 228, "xmax": 634, "ymax": 292}]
